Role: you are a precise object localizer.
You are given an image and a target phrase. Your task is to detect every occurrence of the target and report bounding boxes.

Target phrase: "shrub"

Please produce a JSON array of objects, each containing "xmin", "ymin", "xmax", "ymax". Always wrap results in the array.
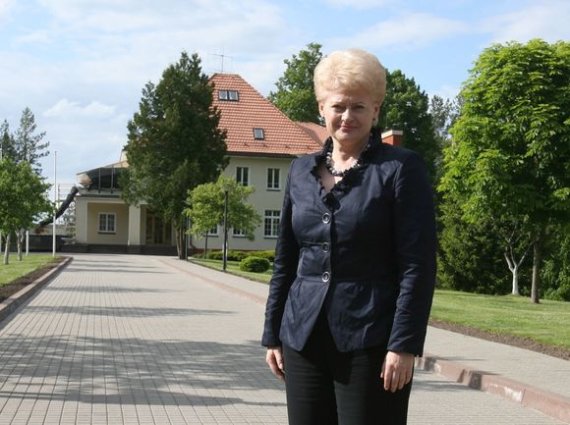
[
  {"xmin": 207, "ymin": 250, "xmax": 224, "ymax": 260},
  {"xmin": 239, "ymin": 256, "xmax": 271, "ymax": 273},
  {"xmin": 207, "ymin": 250, "xmax": 248, "ymax": 261},
  {"xmin": 248, "ymin": 250, "xmax": 275, "ymax": 262}
]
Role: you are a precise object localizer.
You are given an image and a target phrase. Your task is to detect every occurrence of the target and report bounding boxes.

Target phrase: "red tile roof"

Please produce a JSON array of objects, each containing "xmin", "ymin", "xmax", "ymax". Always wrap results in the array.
[
  {"xmin": 296, "ymin": 122, "xmax": 329, "ymax": 146},
  {"xmin": 210, "ymin": 73, "xmax": 323, "ymax": 157}
]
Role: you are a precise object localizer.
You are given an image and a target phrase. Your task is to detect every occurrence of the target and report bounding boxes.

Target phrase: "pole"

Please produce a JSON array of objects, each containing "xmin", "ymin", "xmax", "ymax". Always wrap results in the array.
[
  {"xmin": 222, "ymin": 189, "xmax": 228, "ymax": 272},
  {"xmin": 0, "ymin": 145, "xmax": 2, "ymax": 254},
  {"xmin": 52, "ymin": 151, "xmax": 57, "ymax": 257}
]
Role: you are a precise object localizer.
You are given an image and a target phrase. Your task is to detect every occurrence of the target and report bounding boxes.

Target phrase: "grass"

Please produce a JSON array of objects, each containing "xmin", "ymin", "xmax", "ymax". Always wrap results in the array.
[
  {"xmin": 0, "ymin": 254, "xmax": 60, "ymax": 286},
  {"xmin": 191, "ymin": 257, "xmax": 570, "ymax": 351},
  {"xmin": 190, "ymin": 257, "xmax": 273, "ymax": 283},
  {"xmin": 431, "ymin": 290, "xmax": 570, "ymax": 351}
]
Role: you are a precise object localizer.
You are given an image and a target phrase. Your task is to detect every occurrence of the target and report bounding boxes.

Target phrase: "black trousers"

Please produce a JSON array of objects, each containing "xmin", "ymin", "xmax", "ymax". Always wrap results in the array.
[{"xmin": 282, "ymin": 315, "xmax": 412, "ymax": 425}]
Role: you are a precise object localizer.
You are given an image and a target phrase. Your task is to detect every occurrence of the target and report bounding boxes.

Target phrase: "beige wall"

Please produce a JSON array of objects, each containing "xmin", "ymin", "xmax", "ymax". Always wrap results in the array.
[
  {"xmin": 86, "ymin": 201, "xmax": 129, "ymax": 245},
  {"xmin": 75, "ymin": 154, "xmax": 298, "ymax": 252},
  {"xmin": 192, "ymin": 155, "xmax": 294, "ymax": 252}
]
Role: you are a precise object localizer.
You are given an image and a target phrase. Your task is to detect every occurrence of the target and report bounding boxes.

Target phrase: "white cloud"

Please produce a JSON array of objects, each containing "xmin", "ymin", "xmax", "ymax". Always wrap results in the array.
[
  {"xmin": 327, "ymin": 12, "xmax": 468, "ymax": 51},
  {"xmin": 322, "ymin": 0, "xmax": 392, "ymax": 9},
  {"xmin": 0, "ymin": 0, "xmax": 13, "ymax": 19},
  {"xmin": 44, "ymin": 99, "xmax": 116, "ymax": 118},
  {"xmin": 484, "ymin": 0, "xmax": 570, "ymax": 43}
]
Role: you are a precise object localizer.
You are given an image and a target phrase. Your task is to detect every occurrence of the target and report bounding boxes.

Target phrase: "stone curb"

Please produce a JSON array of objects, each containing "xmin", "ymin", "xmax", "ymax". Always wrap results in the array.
[
  {"xmin": 0, "ymin": 256, "xmax": 73, "ymax": 324},
  {"xmin": 417, "ymin": 353, "xmax": 570, "ymax": 424}
]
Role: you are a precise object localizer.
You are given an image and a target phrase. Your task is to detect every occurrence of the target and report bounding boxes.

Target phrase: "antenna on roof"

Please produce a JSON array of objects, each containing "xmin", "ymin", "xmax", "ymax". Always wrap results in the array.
[{"xmin": 212, "ymin": 51, "xmax": 233, "ymax": 73}]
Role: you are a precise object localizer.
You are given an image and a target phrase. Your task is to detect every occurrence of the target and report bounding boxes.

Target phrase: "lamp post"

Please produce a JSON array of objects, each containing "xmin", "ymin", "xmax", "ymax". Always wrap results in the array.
[
  {"xmin": 52, "ymin": 151, "xmax": 57, "ymax": 257},
  {"xmin": 222, "ymin": 189, "xmax": 229, "ymax": 272}
]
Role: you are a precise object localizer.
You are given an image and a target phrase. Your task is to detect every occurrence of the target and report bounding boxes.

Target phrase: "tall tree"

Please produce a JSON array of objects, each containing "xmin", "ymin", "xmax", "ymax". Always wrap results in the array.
[
  {"xmin": 378, "ymin": 70, "xmax": 440, "ymax": 180},
  {"xmin": 439, "ymin": 39, "xmax": 570, "ymax": 303},
  {"xmin": 268, "ymin": 43, "xmax": 323, "ymax": 123},
  {"xmin": 13, "ymin": 107, "xmax": 49, "ymax": 174},
  {"xmin": 437, "ymin": 198, "xmax": 507, "ymax": 294},
  {"xmin": 0, "ymin": 120, "xmax": 16, "ymax": 161},
  {"xmin": 185, "ymin": 176, "xmax": 261, "ymax": 256},
  {"xmin": 429, "ymin": 95, "xmax": 461, "ymax": 183},
  {"xmin": 0, "ymin": 159, "xmax": 52, "ymax": 264},
  {"xmin": 121, "ymin": 52, "xmax": 228, "ymax": 257},
  {"xmin": 541, "ymin": 223, "xmax": 570, "ymax": 301}
]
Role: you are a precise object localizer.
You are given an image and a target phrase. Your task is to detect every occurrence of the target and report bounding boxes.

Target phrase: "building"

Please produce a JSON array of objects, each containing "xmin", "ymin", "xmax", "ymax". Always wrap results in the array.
[
  {"xmin": 71, "ymin": 73, "xmax": 402, "ymax": 254},
  {"xmin": 71, "ymin": 74, "xmax": 322, "ymax": 254}
]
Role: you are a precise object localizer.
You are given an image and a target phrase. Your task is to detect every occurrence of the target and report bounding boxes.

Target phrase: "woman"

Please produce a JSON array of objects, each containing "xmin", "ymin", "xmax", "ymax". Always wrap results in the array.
[{"xmin": 262, "ymin": 48, "xmax": 436, "ymax": 425}]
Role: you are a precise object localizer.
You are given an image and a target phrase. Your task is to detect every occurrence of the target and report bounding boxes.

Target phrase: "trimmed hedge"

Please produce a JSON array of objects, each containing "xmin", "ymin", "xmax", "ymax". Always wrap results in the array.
[
  {"xmin": 207, "ymin": 250, "xmax": 248, "ymax": 261},
  {"xmin": 206, "ymin": 250, "xmax": 275, "ymax": 262},
  {"xmin": 239, "ymin": 256, "xmax": 271, "ymax": 273},
  {"xmin": 248, "ymin": 250, "xmax": 276, "ymax": 262}
]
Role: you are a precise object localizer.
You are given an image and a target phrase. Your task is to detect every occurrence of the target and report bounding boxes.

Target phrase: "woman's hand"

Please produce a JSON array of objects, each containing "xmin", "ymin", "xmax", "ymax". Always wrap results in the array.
[
  {"xmin": 380, "ymin": 351, "xmax": 414, "ymax": 392},
  {"xmin": 266, "ymin": 347, "xmax": 285, "ymax": 380}
]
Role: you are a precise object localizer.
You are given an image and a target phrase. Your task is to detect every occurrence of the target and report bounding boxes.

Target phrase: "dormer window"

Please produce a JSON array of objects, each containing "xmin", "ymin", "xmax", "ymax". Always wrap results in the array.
[
  {"xmin": 218, "ymin": 89, "xmax": 239, "ymax": 101},
  {"xmin": 253, "ymin": 128, "xmax": 265, "ymax": 140}
]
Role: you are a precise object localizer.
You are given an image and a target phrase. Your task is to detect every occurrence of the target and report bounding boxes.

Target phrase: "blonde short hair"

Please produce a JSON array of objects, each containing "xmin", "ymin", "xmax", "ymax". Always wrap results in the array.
[{"xmin": 313, "ymin": 48, "xmax": 387, "ymax": 105}]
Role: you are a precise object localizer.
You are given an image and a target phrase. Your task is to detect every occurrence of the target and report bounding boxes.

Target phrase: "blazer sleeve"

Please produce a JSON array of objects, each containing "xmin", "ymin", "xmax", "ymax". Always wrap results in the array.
[
  {"xmin": 261, "ymin": 168, "xmax": 300, "ymax": 347},
  {"xmin": 387, "ymin": 152, "xmax": 437, "ymax": 356}
]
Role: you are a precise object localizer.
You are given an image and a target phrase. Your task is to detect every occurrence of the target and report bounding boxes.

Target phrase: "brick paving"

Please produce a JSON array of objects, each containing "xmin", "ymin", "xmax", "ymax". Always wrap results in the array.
[{"xmin": 0, "ymin": 254, "xmax": 567, "ymax": 424}]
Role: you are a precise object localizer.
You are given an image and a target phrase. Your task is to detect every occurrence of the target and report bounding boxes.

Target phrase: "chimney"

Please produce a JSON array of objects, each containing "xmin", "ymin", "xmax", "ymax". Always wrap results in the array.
[{"xmin": 381, "ymin": 129, "xmax": 403, "ymax": 146}]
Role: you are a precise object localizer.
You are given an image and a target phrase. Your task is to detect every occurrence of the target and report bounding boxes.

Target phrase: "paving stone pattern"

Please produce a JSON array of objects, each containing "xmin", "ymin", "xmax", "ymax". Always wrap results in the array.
[{"xmin": 0, "ymin": 254, "xmax": 565, "ymax": 424}]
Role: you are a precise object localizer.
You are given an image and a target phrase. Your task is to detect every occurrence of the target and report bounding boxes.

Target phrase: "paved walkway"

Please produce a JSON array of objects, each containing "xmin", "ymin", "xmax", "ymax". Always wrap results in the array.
[{"xmin": 0, "ymin": 254, "xmax": 567, "ymax": 424}]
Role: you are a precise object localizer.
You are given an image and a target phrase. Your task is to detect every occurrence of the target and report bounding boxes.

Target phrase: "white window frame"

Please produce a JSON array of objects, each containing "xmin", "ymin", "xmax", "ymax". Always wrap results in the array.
[
  {"xmin": 267, "ymin": 168, "xmax": 280, "ymax": 190},
  {"xmin": 98, "ymin": 212, "xmax": 116, "ymax": 234},
  {"xmin": 219, "ymin": 90, "xmax": 239, "ymax": 101},
  {"xmin": 228, "ymin": 90, "xmax": 239, "ymax": 101},
  {"xmin": 232, "ymin": 228, "xmax": 246, "ymax": 238},
  {"xmin": 264, "ymin": 210, "xmax": 280, "ymax": 238},
  {"xmin": 236, "ymin": 166, "xmax": 249, "ymax": 186},
  {"xmin": 253, "ymin": 128, "xmax": 265, "ymax": 140},
  {"xmin": 206, "ymin": 225, "xmax": 219, "ymax": 236}
]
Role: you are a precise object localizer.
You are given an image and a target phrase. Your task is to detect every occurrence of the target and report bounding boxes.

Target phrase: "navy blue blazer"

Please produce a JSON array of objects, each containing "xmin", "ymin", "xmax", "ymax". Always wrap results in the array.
[{"xmin": 262, "ymin": 133, "xmax": 436, "ymax": 355}]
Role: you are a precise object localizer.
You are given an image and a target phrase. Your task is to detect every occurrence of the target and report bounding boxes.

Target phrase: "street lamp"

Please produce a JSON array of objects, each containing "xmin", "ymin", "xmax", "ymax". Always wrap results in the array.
[
  {"xmin": 52, "ymin": 151, "xmax": 57, "ymax": 257},
  {"xmin": 222, "ymin": 189, "xmax": 229, "ymax": 272}
]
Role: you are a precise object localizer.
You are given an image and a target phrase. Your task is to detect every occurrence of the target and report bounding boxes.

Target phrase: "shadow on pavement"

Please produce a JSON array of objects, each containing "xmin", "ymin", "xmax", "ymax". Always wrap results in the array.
[{"xmin": 0, "ymin": 334, "xmax": 285, "ymax": 407}]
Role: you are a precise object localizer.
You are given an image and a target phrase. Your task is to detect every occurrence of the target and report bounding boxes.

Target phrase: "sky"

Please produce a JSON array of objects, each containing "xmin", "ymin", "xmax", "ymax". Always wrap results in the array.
[{"xmin": 1, "ymin": 0, "xmax": 569, "ymax": 192}]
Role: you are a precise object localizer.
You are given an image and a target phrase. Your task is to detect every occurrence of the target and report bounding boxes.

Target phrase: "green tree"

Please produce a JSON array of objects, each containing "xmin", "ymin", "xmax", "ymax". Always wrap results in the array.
[
  {"xmin": 185, "ymin": 176, "xmax": 261, "ymax": 256},
  {"xmin": 541, "ymin": 224, "xmax": 570, "ymax": 301},
  {"xmin": 378, "ymin": 70, "xmax": 440, "ymax": 180},
  {"xmin": 13, "ymin": 108, "xmax": 49, "ymax": 174},
  {"xmin": 0, "ymin": 159, "xmax": 52, "ymax": 264},
  {"xmin": 439, "ymin": 39, "xmax": 570, "ymax": 303},
  {"xmin": 0, "ymin": 120, "xmax": 16, "ymax": 161},
  {"xmin": 268, "ymin": 43, "xmax": 323, "ymax": 123},
  {"xmin": 429, "ymin": 95, "xmax": 461, "ymax": 182},
  {"xmin": 437, "ymin": 198, "xmax": 507, "ymax": 294},
  {"xmin": 122, "ymin": 52, "xmax": 228, "ymax": 257}
]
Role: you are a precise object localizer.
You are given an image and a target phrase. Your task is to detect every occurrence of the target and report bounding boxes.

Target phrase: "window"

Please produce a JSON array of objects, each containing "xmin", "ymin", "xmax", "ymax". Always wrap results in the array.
[
  {"xmin": 207, "ymin": 225, "xmax": 219, "ymax": 236},
  {"xmin": 264, "ymin": 210, "xmax": 280, "ymax": 238},
  {"xmin": 236, "ymin": 166, "xmax": 249, "ymax": 186},
  {"xmin": 253, "ymin": 128, "xmax": 265, "ymax": 140},
  {"xmin": 98, "ymin": 213, "xmax": 116, "ymax": 233},
  {"xmin": 218, "ymin": 90, "xmax": 239, "ymax": 101},
  {"xmin": 267, "ymin": 168, "xmax": 280, "ymax": 190},
  {"xmin": 233, "ymin": 228, "xmax": 246, "ymax": 237}
]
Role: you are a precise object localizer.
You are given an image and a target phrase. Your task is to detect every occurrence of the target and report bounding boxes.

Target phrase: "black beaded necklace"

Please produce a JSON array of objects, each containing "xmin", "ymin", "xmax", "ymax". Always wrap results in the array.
[{"xmin": 324, "ymin": 145, "xmax": 363, "ymax": 178}]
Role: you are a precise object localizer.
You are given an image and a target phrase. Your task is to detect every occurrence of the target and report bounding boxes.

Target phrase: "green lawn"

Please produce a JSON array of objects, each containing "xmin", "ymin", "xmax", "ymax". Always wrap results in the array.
[
  {"xmin": 190, "ymin": 258, "xmax": 273, "ymax": 283},
  {"xmin": 431, "ymin": 290, "xmax": 570, "ymax": 350},
  {"xmin": 191, "ymin": 258, "xmax": 570, "ymax": 351},
  {"xmin": 0, "ymin": 255, "xmax": 59, "ymax": 286}
]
